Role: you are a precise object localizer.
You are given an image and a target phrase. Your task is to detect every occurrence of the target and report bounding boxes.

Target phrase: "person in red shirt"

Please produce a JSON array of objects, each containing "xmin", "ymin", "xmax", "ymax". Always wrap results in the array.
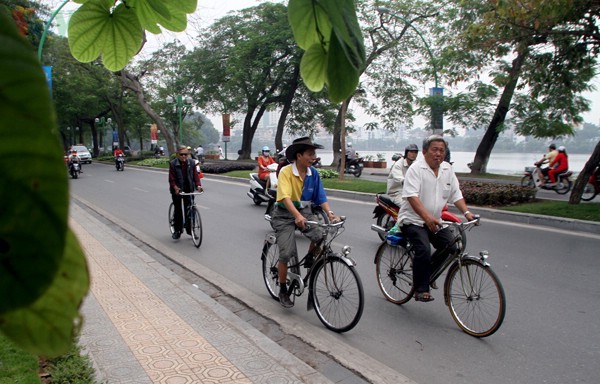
[
  {"xmin": 546, "ymin": 146, "xmax": 569, "ymax": 186},
  {"xmin": 257, "ymin": 146, "xmax": 276, "ymax": 191}
]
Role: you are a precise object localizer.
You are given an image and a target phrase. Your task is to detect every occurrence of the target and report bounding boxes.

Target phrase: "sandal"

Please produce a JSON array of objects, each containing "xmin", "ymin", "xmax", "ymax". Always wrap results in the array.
[{"xmin": 414, "ymin": 291, "xmax": 434, "ymax": 302}]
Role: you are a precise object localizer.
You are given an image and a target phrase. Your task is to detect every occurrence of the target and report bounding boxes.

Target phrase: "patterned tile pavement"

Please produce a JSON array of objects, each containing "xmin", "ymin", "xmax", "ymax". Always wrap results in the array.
[{"xmin": 71, "ymin": 203, "xmax": 333, "ymax": 384}]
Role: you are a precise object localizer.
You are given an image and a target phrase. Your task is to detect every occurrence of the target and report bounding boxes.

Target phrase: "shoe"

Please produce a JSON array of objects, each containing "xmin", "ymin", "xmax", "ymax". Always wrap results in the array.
[
  {"xmin": 430, "ymin": 281, "xmax": 438, "ymax": 290},
  {"xmin": 278, "ymin": 291, "xmax": 294, "ymax": 308},
  {"xmin": 414, "ymin": 291, "xmax": 434, "ymax": 302},
  {"xmin": 185, "ymin": 228, "xmax": 191, "ymax": 235},
  {"xmin": 172, "ymin": 231, "xmax": 181, "ymax": 240}
]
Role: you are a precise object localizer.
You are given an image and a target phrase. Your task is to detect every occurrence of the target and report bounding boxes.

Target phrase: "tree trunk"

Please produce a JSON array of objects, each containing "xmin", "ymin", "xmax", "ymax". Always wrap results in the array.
[
  {"xmin": 569, "ymin": 140, "xmax": 600, "ymax": 204},
  {"xmin": 119, "ymin": 70, "xmax": 175, "ymax": 154},
  {"xmin": 275, "ymin": 66, "xmax": 300, "ymax": 152},
  {"xmin": 239, "ymin": 104, "xmax": 267, "ymax": 159},
  {"xmin": 332, "ymin": 96, "xmax": 354, "ymax": 167},
  {"xmin": 470, "ymin": 45, "xmax": 529, "ymax": 174}
]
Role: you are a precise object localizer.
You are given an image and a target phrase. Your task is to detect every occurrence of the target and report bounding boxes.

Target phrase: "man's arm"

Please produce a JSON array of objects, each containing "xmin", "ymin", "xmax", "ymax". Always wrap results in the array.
[
  {"xmin": 453, "ymin": 198, "xmax": 475, "ymax": 221},
  {"xmin": 406, "ymin": 196, "xmax": 440, "ymax": 233}
]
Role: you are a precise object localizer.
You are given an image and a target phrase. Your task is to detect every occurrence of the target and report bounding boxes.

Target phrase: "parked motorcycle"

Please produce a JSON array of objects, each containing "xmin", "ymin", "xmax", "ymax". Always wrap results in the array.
[
  {"xmin": 371, "ymin": 193, "xmax": 461, "ymax": 241},
  {"xmin": 582, "ymin": 166, "xmax": 600, "ymax": 201},
  {"xmin": 521, "ymin": 163, "xmax": 573, "ymax": 194},
  {"xmin": 115, "ymin": 154, "xmax": 125, "ymax": 171},
  {"xmin": 337, "ymin": 157, "xmax": 364, "ymax": 177},
  {"xmin": 68, "ymin": 161, "xmax": 81, "ymax": 179}
]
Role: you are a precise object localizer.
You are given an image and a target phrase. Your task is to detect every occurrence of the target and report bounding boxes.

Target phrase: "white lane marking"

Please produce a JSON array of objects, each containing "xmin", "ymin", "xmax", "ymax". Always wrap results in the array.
[
  {"xmin": 133, "ymin": 187, "xmax": 149, "ymax": 193},
  {"xmin": 104, "ymin": 179, "xmax": 115, "ymax": 183}
]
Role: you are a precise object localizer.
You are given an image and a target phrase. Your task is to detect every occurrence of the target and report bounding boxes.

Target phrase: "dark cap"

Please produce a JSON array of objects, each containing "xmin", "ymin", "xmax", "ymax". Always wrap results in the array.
[{"xmin": 285, "ymin": 137, "xmax": 324, "ymax": 162}]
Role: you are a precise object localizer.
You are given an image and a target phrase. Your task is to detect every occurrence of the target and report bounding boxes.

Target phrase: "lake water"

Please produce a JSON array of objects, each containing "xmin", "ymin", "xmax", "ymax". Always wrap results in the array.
[{"xmin": 311, "ymin": 151, "xmax": 591, "ymax": 175}]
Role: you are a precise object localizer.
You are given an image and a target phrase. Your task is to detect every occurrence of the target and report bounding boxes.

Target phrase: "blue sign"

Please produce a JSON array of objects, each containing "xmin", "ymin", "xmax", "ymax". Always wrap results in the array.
[{"xmin": 42, "ymin": 66, "xmax": 52, "ymax": 96}]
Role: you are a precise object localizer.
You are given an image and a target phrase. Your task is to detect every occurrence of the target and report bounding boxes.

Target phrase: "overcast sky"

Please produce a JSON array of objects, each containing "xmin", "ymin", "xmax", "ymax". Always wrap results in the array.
[{"xmin": 40, "ymin": 0, "xmax": 600, "ymax": 129}]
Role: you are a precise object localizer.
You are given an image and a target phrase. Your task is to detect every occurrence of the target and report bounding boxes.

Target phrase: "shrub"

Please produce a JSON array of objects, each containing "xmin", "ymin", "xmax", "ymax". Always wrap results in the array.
[
  {"xmin": 460, "ymin": 181, "xmax": 536, "ymax": 206},
  {"xmin": 137, "ymin": 158, "xmax": 170, "ymax": 167},
  {"xmin": 201, "ymin": 162, "xmax": 255, "ymax": 174},
  {"xmin": 318, "ymin": 169, "xmax": 339, "ymax": 179}
]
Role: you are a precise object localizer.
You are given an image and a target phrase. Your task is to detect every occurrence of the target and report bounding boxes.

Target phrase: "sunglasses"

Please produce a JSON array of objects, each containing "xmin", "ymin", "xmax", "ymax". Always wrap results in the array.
[{"xmin": 178, "ymin": 153, "xmax": 188, "ymax": 156}]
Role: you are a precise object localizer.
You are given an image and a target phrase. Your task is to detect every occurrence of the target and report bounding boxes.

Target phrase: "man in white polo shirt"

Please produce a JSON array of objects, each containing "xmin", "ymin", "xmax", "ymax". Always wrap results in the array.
[{"xmin": 398, "ymin": 135, "xmax": 476, "ymax": 302}]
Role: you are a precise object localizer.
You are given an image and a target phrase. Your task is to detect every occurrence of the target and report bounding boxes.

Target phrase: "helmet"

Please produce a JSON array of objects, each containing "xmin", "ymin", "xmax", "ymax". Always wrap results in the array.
[
  {"xmin": 549, "ymin": 144, "xmax": 557, "ymax": 150},
  {"xmin": 262, "ymin": 146, "xmax": 270, "ymax": 152},
  {"xmin": 558, "ymin": 145, "xmax": 566, "ymax": 151},
  {"xmin": 347, "ymin": 142, "xmax": 352, "ymax": 147},
  {"xmin": 404, "ymin": 143, "xmax": 418, "ymax": 157}
]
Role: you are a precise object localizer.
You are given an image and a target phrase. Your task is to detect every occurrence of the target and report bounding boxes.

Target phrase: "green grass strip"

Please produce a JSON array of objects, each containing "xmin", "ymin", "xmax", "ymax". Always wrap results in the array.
[{"xmin": 501, "ymin": 200, "xmax": 600, "ymax": 222}]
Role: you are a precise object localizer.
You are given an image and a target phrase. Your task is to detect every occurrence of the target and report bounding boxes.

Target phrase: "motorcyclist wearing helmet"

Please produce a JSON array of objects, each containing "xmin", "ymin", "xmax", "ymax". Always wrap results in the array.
[
  {"xmin": 535, "ymin": 144, "xmax": 558, "ymax": 179},
  {"xmin": 258, "ymin": 146, "xmax": 276, "ymax": 191},
  {"xmin": 544, "ymin": 145, "xmax": 569, "ymax": 187},
  {"xmin": 387, "ymin": 144, "xmax": 419, "ymax": 206}
]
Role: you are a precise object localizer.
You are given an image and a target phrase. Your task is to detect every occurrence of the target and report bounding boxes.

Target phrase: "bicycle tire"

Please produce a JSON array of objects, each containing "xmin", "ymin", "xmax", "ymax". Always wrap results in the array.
[
  {"xmin": 444, "ymin": 259, "xmax": 506, "ymax": 337},
  {"xmin": 581, "ymin": 182, "xmax": 597, "ymax": 201},
  {"xmin": 261, "ymin": 241, "xmax": 280, "ymax": 300},
  {"xmin": 168, "ymin": 203, "xmax": 175, "ymax": 234},
  {"xmin": 310, "ymin": 257, "xmax": 364, "ymax": 333},
  {"xmin": 375, "ymin": 242, "xmax": 414, "ymax": 305},
  {"xmin": 191, "ymin": 207, "xmax": 202, "ymax": 248}
]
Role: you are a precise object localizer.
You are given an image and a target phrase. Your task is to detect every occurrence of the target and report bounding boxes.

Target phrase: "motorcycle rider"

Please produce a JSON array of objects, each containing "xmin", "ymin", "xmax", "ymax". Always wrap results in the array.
[
  {"xmin": 258, "ymin": 146, "xmax": 276, "ymax": 192},
  {"xmin": 387, "ymin": 144, "xmax": 418, "ymax": 206},
  {"xmin": 67, "ymin": 149, "xmax": 81, "ymax": 172},
  {"xmin": 544, "ymin": 146, "xmax": 569, "ymax": 187},
  {"xmin": 536, "ymin": 143, "xmax": 558, "ymax": 180},
  {"xmin": 113, "ymin": 146, "xmax": 124, "ymax": 168},
  {"xmin": 345, "ymin": 142, "xmax": 358, "ymax": 170}
]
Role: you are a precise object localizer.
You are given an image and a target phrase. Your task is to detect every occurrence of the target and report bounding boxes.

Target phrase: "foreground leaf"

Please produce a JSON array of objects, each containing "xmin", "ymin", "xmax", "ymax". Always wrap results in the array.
[
  {"xmin": 0, "ymin": 231, "xmax": 89, "ymax": 357},
  {"xmin": 327, "ymin": 32, "xmax": 359, "ymax": 103},
  {"xmin": 0, "ymin": 9, "xmax": 68, "ymax": 314}
]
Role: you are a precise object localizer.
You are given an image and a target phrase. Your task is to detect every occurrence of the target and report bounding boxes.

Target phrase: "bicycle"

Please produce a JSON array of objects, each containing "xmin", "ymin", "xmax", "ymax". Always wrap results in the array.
[
  {"xmin": 168, "ymin": 192, "xmax": 203, "ymax": 248},
  {"xmin": 372, "ymin": 218, "xmax": 506, "ymax": 337},
  {"xmin": 261, "ymin": 218, "xmax": 364, "ymax": 333}
]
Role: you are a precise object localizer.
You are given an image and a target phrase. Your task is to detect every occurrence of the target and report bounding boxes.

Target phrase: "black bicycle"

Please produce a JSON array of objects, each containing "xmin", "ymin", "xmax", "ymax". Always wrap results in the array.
[
  {"xmin": 169, "ymin": 192, "xmax": 203, "ymax": 248},
  {"xmin": 261, "ymin": 218, "xmax": 364, "ymax": 333},
  {"xmin": 373, "ymin": 218, "xmax": 506, "ymax": 337}
]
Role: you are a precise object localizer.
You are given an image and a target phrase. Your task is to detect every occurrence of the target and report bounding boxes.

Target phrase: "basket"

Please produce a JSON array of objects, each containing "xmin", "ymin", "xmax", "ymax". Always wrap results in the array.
[{"xmin": 524, "ymin": 166, "xmax": 535, "ymax": 173}]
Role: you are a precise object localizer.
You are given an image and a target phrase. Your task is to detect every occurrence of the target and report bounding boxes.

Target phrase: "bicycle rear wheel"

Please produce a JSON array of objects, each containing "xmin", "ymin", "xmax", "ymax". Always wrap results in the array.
[
  {"xmin": 444, "ymin": 259, "xmax": 506, "ymax": 337},
  {"xmin": 168, "ymin": 203, "xmax": 175, "ymax": 234},
  {"xmin": 375, "ymin": 243, "xmax": 414, "ymax": 304},
  {"xmin": 310, "ymin": 257, "xmax": 364, "ymax": 333},
  {"xmin": 190, "ymin": 207, "xmax": 203, "ymax": 248}
]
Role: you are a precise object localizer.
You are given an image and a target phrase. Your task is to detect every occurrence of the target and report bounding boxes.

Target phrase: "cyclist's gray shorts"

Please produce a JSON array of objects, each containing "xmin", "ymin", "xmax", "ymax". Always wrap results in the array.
[{"xmin": 270, "ymin": 205, "xmax": 323, "ymax": 263}]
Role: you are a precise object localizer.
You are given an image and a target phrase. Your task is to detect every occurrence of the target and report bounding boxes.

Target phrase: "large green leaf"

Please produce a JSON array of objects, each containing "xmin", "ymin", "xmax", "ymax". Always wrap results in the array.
[
  {"xmin": 0, "ymin": 230, "xmax": 89, "ymax": 357},
  {"xmin": 327, "ymin": 32, "xmax": 359, "ymax": 103},
  {"xmin": 300, "ymin": 43, "xmax": 328, "ymax": 91},
  {"xmin": 288, "ymin": 0, "xmax": 332, "ymax": 50},
  {"xmin": 319, "ymin": 0, "xmax": 365, "ymax": 72},
  {"xmin": 69, "ymin": 0, "xmax": 143, "ymax": 71},
  {"xmin": 0, "ymin": 10, "xmax": 68, "ymax": 314}
]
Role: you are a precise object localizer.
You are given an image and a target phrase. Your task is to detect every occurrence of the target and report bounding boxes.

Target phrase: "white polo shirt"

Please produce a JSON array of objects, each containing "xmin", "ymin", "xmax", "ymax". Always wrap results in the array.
[{"xmin": 399, "ymin": 159, "xmax": 463, "ymax": 226}]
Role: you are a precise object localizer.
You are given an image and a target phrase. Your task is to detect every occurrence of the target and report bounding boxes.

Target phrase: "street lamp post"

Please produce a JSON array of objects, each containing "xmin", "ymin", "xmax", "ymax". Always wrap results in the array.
[
  {"xmin": 377, "ymin": 7, "xmax": 444, "ymax": 135},
  {"xmin": 95, "ymin": 117, "xmax": 112, "ymax": 153},
  {"xmin": 75, "ymin": 126, "xmax": 80, "ymax": 145},
  {"xmin": 66, "ymin": 126, "xmax": 71, "ymax": 147},
  {"xmin": 166, "ymin": 95, "xmax": 193, "ymax": 144}
]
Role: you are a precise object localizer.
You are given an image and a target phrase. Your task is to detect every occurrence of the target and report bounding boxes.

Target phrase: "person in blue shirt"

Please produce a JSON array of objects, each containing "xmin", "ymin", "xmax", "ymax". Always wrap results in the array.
[{"xmin": 270, "ymin": 137, "xmax": 339, "ymax": 308}]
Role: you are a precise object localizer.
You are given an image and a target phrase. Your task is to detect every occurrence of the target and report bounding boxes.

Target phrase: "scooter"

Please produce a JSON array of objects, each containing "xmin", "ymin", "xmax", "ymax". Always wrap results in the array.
[
  {"xmin": 68, "ymin": 161, "xmax": 81, "ymax": 179},
  {"xmin": 115, "ymin": 154, "xmax": 125, "ymax": 171},
  {"xmin": 371, "ymin": 193, "xmax": 461, "ymax": 241},
  {"xmin": 521, "ymin": 163, "xmax": 573, "ymax": 195},
  {"xmin": 247, "ymin": 162, "xmax": 279, "ymax": 206},
  {"xmin": 337, "ymin": 156, "xmax": 364, "ymax": 177},
  {"xmin": 582, "ymin": 166, "xmax": 600, "ymax": 201}
]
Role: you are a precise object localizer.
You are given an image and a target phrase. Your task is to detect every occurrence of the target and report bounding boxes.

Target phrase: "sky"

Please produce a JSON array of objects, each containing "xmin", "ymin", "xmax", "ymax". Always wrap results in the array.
[{"xmin": 40, "ymin": 0, "xmax": 600, "ymax": 130}]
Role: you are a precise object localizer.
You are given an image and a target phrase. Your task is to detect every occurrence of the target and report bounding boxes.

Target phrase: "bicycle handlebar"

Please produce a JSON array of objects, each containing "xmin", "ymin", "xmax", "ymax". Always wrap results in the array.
[
  {"xmin": 178, "ymin": 191, "xmax": 203, "ymax": 196},
  {"xmin": 305, "ymin": 216, "xmax": 346, "ymax": 228},
  {"xmin": 441, "ymin": 215, "xmax": 480, "ymax": 227}
]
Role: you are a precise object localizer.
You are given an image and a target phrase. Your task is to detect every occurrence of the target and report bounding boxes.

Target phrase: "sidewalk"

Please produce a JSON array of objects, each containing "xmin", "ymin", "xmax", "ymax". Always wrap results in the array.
[{"xmin": 70, "ymin": 203, "xmax": 334, "ymax": 384}]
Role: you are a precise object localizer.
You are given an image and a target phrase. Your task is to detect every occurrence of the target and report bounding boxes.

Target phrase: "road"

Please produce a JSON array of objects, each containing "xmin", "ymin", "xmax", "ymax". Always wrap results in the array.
[{"xmin": 70, "ymin": 163, "xmax": 600, "ymax": 384}]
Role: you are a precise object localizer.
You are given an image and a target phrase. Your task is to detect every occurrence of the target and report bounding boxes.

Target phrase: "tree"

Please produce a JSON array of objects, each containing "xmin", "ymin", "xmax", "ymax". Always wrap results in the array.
[
  {"xmin": 189, "ymin": 3, "xmax": 301, "ymax": 159},
  {"xmin": 437, "ymin": 0, "xmax": 598, "ymax": 174},
  {"xmin": 569, "ymin": 140, "xmax": 600, "ymax": 204}
]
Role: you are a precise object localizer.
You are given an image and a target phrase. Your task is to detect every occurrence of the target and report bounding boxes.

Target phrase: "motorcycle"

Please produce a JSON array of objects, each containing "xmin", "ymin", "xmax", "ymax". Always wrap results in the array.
[
  {"xmin": 247, "ymin": 162, "xmax": 279, "ymax": 207},
  {"xmin": 521, "ymin": 162, "xmax": 573, "ymax": 195},
  {"xmin": 115, "ymin": 154, "xmax": 125, "ymax": 171},
  {"xmin": 337, "ymin": 156, "xmax": 364, "ymax": 177},
  {"xmin": 68, "ymin": 161, "xmax": 81, "ymax": 179},
  {"xmin": 582, "ymin": 166, "xmax": 600, "ymax": 201},
  {"xmin": 371, "ymin": 193, "xmax": 461, "ymax": 241}
]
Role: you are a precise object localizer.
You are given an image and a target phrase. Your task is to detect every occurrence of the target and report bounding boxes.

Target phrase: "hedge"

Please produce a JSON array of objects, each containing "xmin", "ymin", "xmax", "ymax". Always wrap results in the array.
[{"xmin": 460, "ymin": 180, "xmax": 536, "ymax": 206}]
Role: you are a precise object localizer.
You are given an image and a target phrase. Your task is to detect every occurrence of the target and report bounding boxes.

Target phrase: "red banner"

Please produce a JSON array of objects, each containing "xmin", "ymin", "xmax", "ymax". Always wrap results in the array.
[
  {"xmin": 150, "ymin": 124, "xmax": 158, "ymax": 144},
  {"xmin": 222, "ymin": 113, "xmax": 231, "ymax": 137}
]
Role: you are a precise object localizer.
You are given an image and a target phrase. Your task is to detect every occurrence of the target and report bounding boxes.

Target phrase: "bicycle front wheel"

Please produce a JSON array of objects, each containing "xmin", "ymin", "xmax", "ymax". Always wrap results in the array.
[
  {"xmin": 444, "ymin": 259, "xmax": 506, "ymax": 337},
  {"xmin": 581, "ymin": 182, "xmax": 596, "ymax": 201},
  {"xmin": 310, "ymin": 257, "xmax": 364, "ymax": 333},
  {"xmin": 375, "ymin": 243, "xmax": 414, "ymax": 304},
  {"xmin": 261, "ymin": 241, "xmax": 280, "ymax": 300},
  {"xmin": 190, "ymin": 207, "xmax": 203, "ymax": 248},
  {"xmin": 168, "ymin": 203, "xmax": 175, "ymax": 234}
]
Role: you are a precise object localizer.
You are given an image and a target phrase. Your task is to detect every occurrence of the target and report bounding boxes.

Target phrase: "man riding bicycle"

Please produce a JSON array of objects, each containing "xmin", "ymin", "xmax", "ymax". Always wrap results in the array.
[
  {"xmin": 270, "ymin": 137, "xmax": 339, "ymax": 308},
  {"xmin": 398, "ymin": 135, "xmax": 476, "ymax": 302},
  {"xmin": 168, "ymin": 146, "xmax": 203, "ymax": 240}
]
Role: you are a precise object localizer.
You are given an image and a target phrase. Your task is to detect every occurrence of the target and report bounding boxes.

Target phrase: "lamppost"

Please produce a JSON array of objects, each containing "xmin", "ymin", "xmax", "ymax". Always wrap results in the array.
[
  {"xmin": 377, "ymin": 7, "xmax": 444, "ymax": 135},
  {"xmin": 75, "ymin": 126, "xmax": 80, "ymax": 145},
  {"xmin": 66, "ymin": 126, "xmax": 71, "ymax": 148},
  {"xmin": 95, "ymin": 117, "xmax": 112, "ymax": 152},
  {"xmin": 166, "ymin": 95, "xmax": 193, "ymax": 144}
]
